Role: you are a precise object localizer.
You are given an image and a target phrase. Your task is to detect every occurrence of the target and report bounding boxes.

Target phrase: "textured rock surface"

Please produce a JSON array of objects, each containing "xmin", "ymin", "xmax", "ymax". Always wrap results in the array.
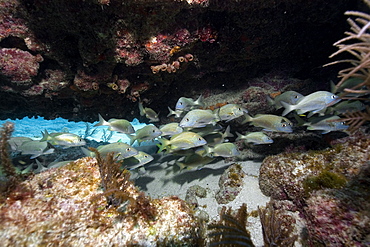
[{"xmin": 0, "ymin": 0, "xmax": 355, "ymax": 122}]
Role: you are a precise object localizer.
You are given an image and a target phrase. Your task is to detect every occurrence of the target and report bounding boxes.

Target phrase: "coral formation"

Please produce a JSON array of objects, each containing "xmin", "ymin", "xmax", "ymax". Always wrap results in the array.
[
  {"xmin": 259, "ymin": 130, "xmax": 370, "ymax": 200},
  {"xmin": 215, "ymin": 163, "xmax": 245, "ymax": 204},
  {"xmin": 0, "ymin": 156, "xmax": 201, "ymax": 246}
]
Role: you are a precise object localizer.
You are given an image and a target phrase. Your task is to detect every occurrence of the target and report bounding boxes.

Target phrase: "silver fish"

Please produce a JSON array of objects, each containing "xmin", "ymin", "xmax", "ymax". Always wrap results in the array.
[
  {"xmin": 167, "ymin": 106, "xmax": 184, "ymax": 118},
  {"xmin": 304, "ymin": 116, "xmax": 349, "ymax": 134},
  {"xmin": 8, "ymin": 136, "xmax": 33, "ymax": 151},
  {"xmin": 81, "ymin": 142, "xmax": 138, "ymax": 160},
  {"xmin": 218, "ymin": 104, "xmax": 248, "ymax": 122},
  {"xmin": 176, "ymin": 153, "xmax": 215, "ymax": 170},
  {"xmin": 281, "ymin": 91, "xmax": 340, "ymax": 116},
  {"xmin": 243, "ymin": 114, "xmax": 293, "ymax": 133},
  {"xmin": 17, "ymin": 140, "xmax": 55, "ymax": 159},
  {"xmin": 236, "ymin": 131, "xmax": 273, "ymax": 144},
  {"xmin": 94, "ymin": 114, "xmax": 135, "ymax": 134},
  {"xmin": 41, "ymin": 130, "xmax": 86, "ymax": 147},
  {"xmin": 205, "ymin": 142, "xmax": 240, "ymax": 158},
  {"xmin": 202, "ymin": 125, "xmax": 233, "ymax": 146},
  {"xmin": 157, "ymin": 131, "xmax": 207, "ymax": 153},
  {"xmin": 326, "ymin": 100, "xmax": 365, "ymax": 115},
  {"xmin": 179, "ymin": 109, "xmax": 220, "ymax": 128},
  {"xmin": 159, "ymin": 122, "xmax": 183, "ymax": 137},
  {"xmin": 139, "ymin": 102, "xmax": 159, "ymax": 122},
  {"xmin": 128, "ymin": 125, "xmax": 162, "ymax": 146},
  {"xmin": 175, "ymin": 95, "xmax": 204, "ymax": 111},
  {"xmin": 267, "ymin": 91, "xmax": 304, "ymax": 109},
  {"xmin": 121, "ymin": 151, "xmax": 154, "ymax": 170}
]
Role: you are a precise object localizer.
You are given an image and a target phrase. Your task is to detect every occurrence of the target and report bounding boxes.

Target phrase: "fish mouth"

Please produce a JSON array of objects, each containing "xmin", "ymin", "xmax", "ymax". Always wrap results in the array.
[{"xmin": 326, "ymin": 98, "xmax": 341, "ymax": 107}]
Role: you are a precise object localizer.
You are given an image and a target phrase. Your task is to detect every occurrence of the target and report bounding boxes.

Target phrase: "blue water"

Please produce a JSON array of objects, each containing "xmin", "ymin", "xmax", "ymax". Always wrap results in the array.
[{"xmin": 0, "ymin": 116, "xmax": 148, "ymax": 145}]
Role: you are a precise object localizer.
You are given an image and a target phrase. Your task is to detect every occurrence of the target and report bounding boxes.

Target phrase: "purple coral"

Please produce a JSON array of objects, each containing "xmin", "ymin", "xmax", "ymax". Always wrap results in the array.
[{"xmin": 0, "ymin": 48, "xmax": 42, "ymax": 85}]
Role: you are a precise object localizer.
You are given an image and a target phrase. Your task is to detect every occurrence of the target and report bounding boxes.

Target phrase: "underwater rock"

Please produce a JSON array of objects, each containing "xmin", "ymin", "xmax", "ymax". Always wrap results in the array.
[
  {"xmin": 215, "ymin": 163, "xmax": 246, "ymax": 204},
  {"xmin": 259, "ymin": 130, "xmax": 370, "ymax": 201},
  {"xmin": 0, "ymin": 157, "xmax": 200, "ymax": 246}
]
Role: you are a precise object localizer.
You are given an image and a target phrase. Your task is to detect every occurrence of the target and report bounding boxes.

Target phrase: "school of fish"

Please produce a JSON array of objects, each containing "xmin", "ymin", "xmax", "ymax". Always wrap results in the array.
[{"xmin": 8, "ymin": 87, "xmax": 356, "ymax": 173}]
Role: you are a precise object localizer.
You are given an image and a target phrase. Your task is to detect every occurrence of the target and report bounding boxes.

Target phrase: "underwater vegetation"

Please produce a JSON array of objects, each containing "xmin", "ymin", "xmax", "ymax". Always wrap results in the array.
[
  {"xmin": 325, "ymin": 0, "xmax": 370, "ymax": 132},
  {"xmin": 208, "ymin": 203, "xmax": 255, "ymax": 247}
]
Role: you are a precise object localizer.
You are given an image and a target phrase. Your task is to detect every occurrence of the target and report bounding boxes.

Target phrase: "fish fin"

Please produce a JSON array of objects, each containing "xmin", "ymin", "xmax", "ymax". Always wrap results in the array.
[
  {"xmin": 40, "ymin": 130, "xmax": 49, "ymax": 142},
  {"xmin": 280, "ymin": 101, "xmax": 294, "ymax": 116},
  {"xmin": 266, "ymin": 95, "xmax": 275, "ymax": 106},
  {"xmin": 94, "ymin": 114, "xmax": 108, "ymax": 127},
  {"xmin": 194, "ymin": 95, "xmax": 205, "ymax": 107},
  {"xmin": 330, "ymin": 80, "xmax": 338, "ymax": 94},
  {"xmin": 138, "ymin": 101, "xmax": 145, "ymax": 116},
  {"xmin": 293, "ymin": 113, "xmax": 306, "ymax": 126},
  {"xmin": 235, "ymin": 131, "xmax": 243, "ymax": 141},
  {"xmin": 157, "ymin": 138, "xmax": 170, "ymax": 153},
  {"xmin": 223, "ymin": 126, "xmax": 234, "ymax": 139},
  {"xmin": 241, "ymin": 113, "xmax": 253, "ymax": 124},
  {"xmin": 127, "ymin": 134, "xmax": 136, "ymax": 146}
]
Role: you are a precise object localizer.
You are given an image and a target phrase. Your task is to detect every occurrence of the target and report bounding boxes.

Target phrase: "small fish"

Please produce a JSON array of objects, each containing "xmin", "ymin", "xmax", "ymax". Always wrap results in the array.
[
  {"xmin": 179, "ymin": 109, "xmax": 220, "ymax": 128},
  {"xmin": 218, "ymin": 104, "xmax": 248, "ymax": 122},
  {"xmin": 330, "ymin": 78, "xmax": 363, "ymax": 94},
  {"xmin": 326, "ymin": 100, "xmax": 365, "ymax": 115},
  {"xmin": 304, "ymin": 116, "xmax": 349, "ymax": 134},
  {"xmin": 243, "ymin": 114, "xmax": 293, "ymax": 133},
  {"xmin": 281, "ymin": 91, "xmax": 340, "ymax": 116},
  {"xmin": 202, "ymin": 126, "xmax": 234, "ymax": 146},
  {"xmin": 235, "ymin": 131, "xmax": 273, "ymax": 145},
  {"xmin": 157, "ymin": 131, "xmax": 207, "ymax": 153},
  {"xmin": 81, "ymin": 142, "xmax": 138, "ymax": 160},
  {"xmin": 267, "ymin": 91, "xmax": 304, "ymax": 109},
  {"xmin": 176, "ymin": 153, "xmax": 215, "ymax": 170},
  {"xmin": 175, "ymin": 95, "xmax": 204, "ymax": 111},
  {"xmin": 159, "ymin": 122, "xmax": 183, "ymax": 137},
  {"xmin": 128, "ymin": 125, "xmax": 162, "ymax": 146},
  {"xmin": 205, "ymin": 142, "xmax": 240, "ymax": 158},
  {"xmin": 121, "ymin": 151, "xmax": 154, "ymax": 170},
  {"xmin": 41, "ymin": 130, "xmax": 86, "ymax": 147},
  {"xmin": 94, "ymin": 114, "xmax": 135, "ymax": 134},
  {"xmin": 8, "ymin": 136, "xmax": 33, "ymax": 151},
  {"xmin": 167, "ymin": 106, "xmax": 184, "ymax": 118},
  {"xmin": 17, "ymin": 140, "xmax": 55, "ymax": 159},
  {"xmin": 139, "ymin": 102, "xmax": 159, "ymax": 122}
]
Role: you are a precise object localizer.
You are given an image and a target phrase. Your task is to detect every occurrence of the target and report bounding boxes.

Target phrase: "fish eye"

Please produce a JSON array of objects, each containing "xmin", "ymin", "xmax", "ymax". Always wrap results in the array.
[
  {"xmin": 179, "ymin": 102, "xmax": 183, "ymax": 105},
  {"xmin": 126, "ymin": 148, "xmax": 131, "ymax": 151},
  {"xmin": 294, "ymin": 95, "xmax": 299, "ymax": 98},
  {"xmin": 152, "ymin": 129, "xmax": 155, "ymax": 132},
  {"xmin": 186, "ymin": 118, "xmax": 189, "ymax": 122},
  {"xmin": 331, "ymin": 95, "xmax": 337, "ymax": 99},
  {"xmin": 282, "ymin": 123, "xmax": 287, "ymax": 127},
  {"xmin": 144, "ymin": 155, "xmax": 148, "ymax": 158},
  {"xmin": 198, "ymin": 137, "xmax": 202, "ymax": 141}
]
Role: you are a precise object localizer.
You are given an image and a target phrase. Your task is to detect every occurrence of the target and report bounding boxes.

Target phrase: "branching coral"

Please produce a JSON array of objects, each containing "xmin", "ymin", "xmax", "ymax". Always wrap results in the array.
[{"xmin": 325, "ymin": 0, "xmax": 370, "ymax": 131}]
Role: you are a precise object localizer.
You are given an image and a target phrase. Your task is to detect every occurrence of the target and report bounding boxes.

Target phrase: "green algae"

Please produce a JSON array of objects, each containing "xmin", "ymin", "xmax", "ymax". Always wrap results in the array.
[{"xmin": 303, "ymin": 170, "xmax": 347, "ymax": 196}]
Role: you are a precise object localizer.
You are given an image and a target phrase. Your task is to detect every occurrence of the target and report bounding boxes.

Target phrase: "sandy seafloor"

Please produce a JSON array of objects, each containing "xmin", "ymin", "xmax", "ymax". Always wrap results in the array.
[{"xmin": 0, "ymin": 117, "xmax": 271, "ymax": 246}]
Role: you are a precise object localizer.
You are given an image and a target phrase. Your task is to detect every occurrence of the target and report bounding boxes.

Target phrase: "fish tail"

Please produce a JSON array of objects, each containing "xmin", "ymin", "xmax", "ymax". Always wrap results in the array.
[
  {"xmin": 280, "ymin": 101, "xmax": 294, "ymax": 116},
  {"xmin": 223, "ymin": 126, "xmax": 234, "ymax": 139},
  {"xmin": 266, "ymin": 95, "xmax": 275, "ymax": 106},
  {"xmin": 138, "ymin": 101, "xmax": 145, "ymax": 116},
  {"xmin": 204, "ymin": 145, "xmax": 213, "ymax": 157},
  {"xmin": 167, "ymin": 107, "xmax": 176, "ymax": 117},
  {"xmin": 241, "ymin": 113, "xmax": 253, "ymax": 124},
  {"xmin": 94, "ymin": 114, "xmax": 108, "ymax": 127},
  {"xmin": 235, "ymin": 131, "xmax": 243, "ymax": 141},
  {"xmin": 127, "ymin": 134, "xmax": 136, "ymax": 146},
  {"xmin": 194, "ymin": 95, "xmax": 205, "ymax": 107},
  {"xmin": 40, "ymin": 130, "xmax": 50, "ymax": 142},
  {"xmin": 157, "ymin": 138, "xmax": 170, "ymax": 153}
]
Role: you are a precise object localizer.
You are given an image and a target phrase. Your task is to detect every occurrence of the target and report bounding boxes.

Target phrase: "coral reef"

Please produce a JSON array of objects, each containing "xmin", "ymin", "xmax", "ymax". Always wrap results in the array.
[
  {"xmin": 0, "ymin": 156, "xmax": 201, "ymax": 246},
  {"xmin": 215, "ymin": 163, "xmax": 245, "ymax": 204},
  {"xmin": 0, "ymin": 0, "xmax": 353, "ymax": 121},
  {"xmin": 259, "ymin": 129, "xmax": 370, "ymax": 246},
  {"xmin": 259, "ymin": 130, "xmax": 370, "ymax": 200}
]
